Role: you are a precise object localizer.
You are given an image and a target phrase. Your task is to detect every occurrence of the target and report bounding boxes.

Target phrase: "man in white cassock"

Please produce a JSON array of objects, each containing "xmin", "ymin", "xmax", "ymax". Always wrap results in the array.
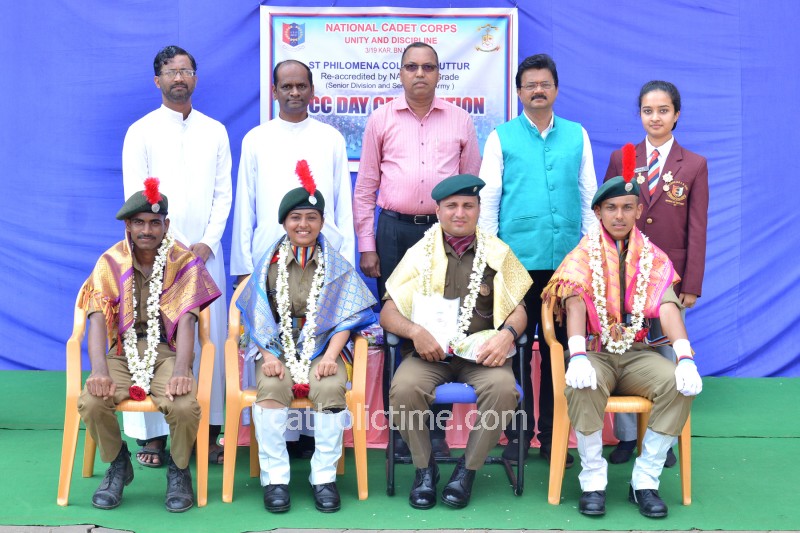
[
  {"xmin": 231, "ymin": 59, "xmax": 355, "ymax": 279},
  {"xmin": 121, "ymin": 45, "xmax": 232, "ymax": 466},
  {"xmin": 230, "ymin": 59, "xmax": 355, "ymax": 453}
]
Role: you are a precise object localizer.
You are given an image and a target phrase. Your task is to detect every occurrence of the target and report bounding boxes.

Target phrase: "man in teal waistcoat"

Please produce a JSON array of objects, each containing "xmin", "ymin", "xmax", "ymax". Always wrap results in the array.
[{"xmin": 478, "ymin": 54, "xmax": 598, "ymax": 466}]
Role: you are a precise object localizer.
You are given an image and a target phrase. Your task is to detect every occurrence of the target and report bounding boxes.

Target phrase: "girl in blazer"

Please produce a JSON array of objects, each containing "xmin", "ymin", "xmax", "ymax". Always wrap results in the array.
[{"xmin": 603, "ymin": 80, "xmax": 709, "ymax": 465}]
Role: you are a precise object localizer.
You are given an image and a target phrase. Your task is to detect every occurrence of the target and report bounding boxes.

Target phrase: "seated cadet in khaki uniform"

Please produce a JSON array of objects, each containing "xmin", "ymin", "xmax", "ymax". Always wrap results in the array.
[
  {"xmin": 236, "ymin": 161, "xmax": 376, "ymax": 514},
  {"xmin": 542, "ymin": 144, "xmax": 703, "ymax": 518},
  {"xmin": 77, "ymin": 178, "xmax": 221, "ymax": 512},
  {"xmin": 381, "ymin": 174, "xmax": 531, "ymax": 510}
]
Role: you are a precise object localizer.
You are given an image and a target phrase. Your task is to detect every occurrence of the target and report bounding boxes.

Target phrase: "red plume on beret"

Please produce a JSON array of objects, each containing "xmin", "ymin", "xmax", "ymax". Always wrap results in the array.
[
  {"xmin": 295, "ymin": 160, "xmax": 316, "ymax": 196},
  {"xmin": 621, "ymin": 143, "xmax": 636, "ymax": 184},
  {"xmin": 143, "ymin": 177, "xmax": 162, "ymax": 205}
]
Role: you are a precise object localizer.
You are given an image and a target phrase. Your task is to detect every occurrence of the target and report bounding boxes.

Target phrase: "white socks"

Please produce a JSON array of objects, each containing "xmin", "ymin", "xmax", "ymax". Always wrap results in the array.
[
  {"xmin": 576, "ymin": 430, "xmax": 607, "ymax": 491},
  {"xmin": 251, "ymin": 405, "xmax": 290, "ymax": 486},
  {"xmin": 631, "ymin": 428, "xmax": 673, "ymax": 490},
  {"xmin": 309, "ymin": 411, "xmax": 347, "ymax": 485}
]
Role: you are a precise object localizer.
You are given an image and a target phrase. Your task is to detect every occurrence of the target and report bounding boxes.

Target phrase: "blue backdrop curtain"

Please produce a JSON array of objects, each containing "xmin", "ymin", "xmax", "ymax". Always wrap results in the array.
[{"xmin": 1, "ymin": 0, "xmax": 797, "ymax": 376}]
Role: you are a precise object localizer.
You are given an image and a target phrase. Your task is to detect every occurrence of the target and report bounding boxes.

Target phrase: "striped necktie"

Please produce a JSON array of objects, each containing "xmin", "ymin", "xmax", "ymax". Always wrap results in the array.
[{"xmin": 647, "ymin": 148, "xmax": 661, "ymax": 195}]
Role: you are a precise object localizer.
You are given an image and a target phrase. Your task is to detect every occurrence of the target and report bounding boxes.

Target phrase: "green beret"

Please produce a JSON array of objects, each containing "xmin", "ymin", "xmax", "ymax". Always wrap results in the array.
[
  {"xmin": 115, "ymin": 190, "xmax": 169, "ymax": 220},
  {"xmin": 591, "ymin": 176, "xmax": 640, "ymax": 209},
  {"xmin": 431, "ymin": 174, "xmax": 485, "ymax": 202},
  {"xmin": 278, "ymin": 187, "xmax": 325, "ymax": 223}
]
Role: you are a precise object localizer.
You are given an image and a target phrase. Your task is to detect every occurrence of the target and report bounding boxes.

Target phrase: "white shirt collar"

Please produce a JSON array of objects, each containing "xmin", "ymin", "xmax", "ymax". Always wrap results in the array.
[
  {"xmin": 158, "ymin": 104, "xmax": 193, "ymax": 124},
  {"xmin": 645, "ymin": 135, "xmax": 675, "ymax": 163},
  {"xmin": 275, "ymin": 114, "xmax": 312, "ymax": 131},
  {"xmin": 522, "ymin": 110, "xmax": 555, "ymax": 137}
]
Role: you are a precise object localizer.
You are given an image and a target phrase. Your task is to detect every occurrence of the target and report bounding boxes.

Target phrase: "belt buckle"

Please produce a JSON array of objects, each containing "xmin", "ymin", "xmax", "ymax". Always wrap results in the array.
[{"xmin": 413, "ymin": 214, "xmax": 429, "ymax": 225}]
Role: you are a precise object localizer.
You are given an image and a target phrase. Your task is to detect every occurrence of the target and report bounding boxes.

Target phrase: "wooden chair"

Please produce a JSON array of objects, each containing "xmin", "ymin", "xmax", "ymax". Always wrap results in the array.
[
  {"xmin": 542, "ymin": 298, "xmax": 692, "ymax": 505},
  {"xmin": 57, "ymin": 292, "xmax": 214, "ymax": 507},
  {"xmin": 221, "ymin": 275, "xmax": 369, "ymax": 502}
]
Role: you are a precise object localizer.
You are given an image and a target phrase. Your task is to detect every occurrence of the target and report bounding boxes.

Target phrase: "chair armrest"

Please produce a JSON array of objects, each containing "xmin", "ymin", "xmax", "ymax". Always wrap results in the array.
[
  {"xmin": 349, "ymin": 333, "xmax": 368, "ymax": 403},
  {"xmin": 385, "ymin": 332, "xmax": 401, "ymax": 347},
  {"xmin": 196, "ymin": 307, "xmax": 214, "ymax": 406},
  {"xmin": 541, "ymin": 299, "xmax": 566, "ymax": 392},
  {"xmin": 66, "ymin": 293, "xmax": 89, "ymax": 402},
  {"xmin": 225, "ymin": 275, "xmax": 250, "ymax": 399}
]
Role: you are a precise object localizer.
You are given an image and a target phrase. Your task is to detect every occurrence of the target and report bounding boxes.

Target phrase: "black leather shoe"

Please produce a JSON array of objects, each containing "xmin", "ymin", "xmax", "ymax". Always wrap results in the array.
[
  {"xmin": 92, "ymin": 442, "xmax": 134, "ymax": 510},
  {"xmin": 579, "ymin": 490, "xmax": 606, "ymax": 516},
  {"xmin": 312, "ymin": 482, "xmax": 341, "ymax": 513},
  {"xmin": 165, "ymin": 457, "xmax": 194, "ymax": 513},
  {"xmin": 609, "ymin": 440, "xmax": 636, "ymax": 464},
  {"xmin": 431, "ymin": 437, "xmax": 452, "ymax": 459},
  {"xmin": 539, "ymin": 445, "xmax": 575, "ymax": 469},
  {"xmin": 388, "ymin": 436, "xmax": 412, "ymax": 461},
  {"xmin": 263, "ymin": 484, "xmax": 291, "ymax": 513},
  {"xmin": 629, "ymin": 486, "xmax": 668, "ymax": 518},
  {"xmin": 409, "ymin": 457, "xmax": 439, "ymax": 510},
  {"xmin": 664, "ymin": 447, "xmax": 677, "ymax": 468},
  {"xmin": 440, "ymin": 457, "xmax": 476, "ymax": 509},
  {"xmin": 501, "ymin": 437, "xmax": 530, "ymax": 464}
]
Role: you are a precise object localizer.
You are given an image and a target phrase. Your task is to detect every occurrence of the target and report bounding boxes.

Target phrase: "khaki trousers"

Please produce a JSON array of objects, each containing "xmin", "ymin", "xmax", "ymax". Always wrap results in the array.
[
  {"xmin": 566, "ymin": 345, "xmax": 693, "ymax": 437},
  {"xmin": 255, "ymin": 356, "xmax": 347, "ymax": 411},
  {"xmin": 390, "ymin": 355, "xmax": 519, "ymax": 470},
  {"xmin": 78, "ymin": 340, "xmax": 200, "ymax": 469}
]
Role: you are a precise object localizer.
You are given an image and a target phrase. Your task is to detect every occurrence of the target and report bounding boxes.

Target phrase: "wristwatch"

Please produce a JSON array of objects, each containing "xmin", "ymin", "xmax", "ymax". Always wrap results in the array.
[{"xmin": 502, "ymin": 325, "xmax": 519, "ymax": 341}]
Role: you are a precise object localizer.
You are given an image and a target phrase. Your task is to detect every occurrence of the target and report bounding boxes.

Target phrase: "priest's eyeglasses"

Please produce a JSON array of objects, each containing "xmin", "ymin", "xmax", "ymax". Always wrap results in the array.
[{"xmin": 160, "ymin": 69, "xmax": 196, "ymax": 79}]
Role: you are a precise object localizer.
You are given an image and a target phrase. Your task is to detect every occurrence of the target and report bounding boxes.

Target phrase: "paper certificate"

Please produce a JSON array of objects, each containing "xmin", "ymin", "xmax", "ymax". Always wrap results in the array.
[{"xmin": 411, "ymin": 293, "xmax": 460, "ymax": 354}]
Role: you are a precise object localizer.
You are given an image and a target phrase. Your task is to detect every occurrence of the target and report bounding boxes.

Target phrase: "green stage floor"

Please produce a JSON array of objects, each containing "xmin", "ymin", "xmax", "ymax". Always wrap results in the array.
[{"xmin": 1, "ymin": 373, "xmax": 798, "ymax": 532}]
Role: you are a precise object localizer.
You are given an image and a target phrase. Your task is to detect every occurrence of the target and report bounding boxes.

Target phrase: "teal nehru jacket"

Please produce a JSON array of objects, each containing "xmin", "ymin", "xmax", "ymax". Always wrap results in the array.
[{"xmin": 496, "ymin": 115, "xmax": 583, "ymax": 270}]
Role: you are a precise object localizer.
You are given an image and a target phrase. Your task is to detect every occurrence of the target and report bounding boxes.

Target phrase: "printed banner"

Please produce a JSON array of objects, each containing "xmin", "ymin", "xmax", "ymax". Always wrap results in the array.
[{"xmin": 261, "ymin": 6, "xmax": 518, "ymax": 168}]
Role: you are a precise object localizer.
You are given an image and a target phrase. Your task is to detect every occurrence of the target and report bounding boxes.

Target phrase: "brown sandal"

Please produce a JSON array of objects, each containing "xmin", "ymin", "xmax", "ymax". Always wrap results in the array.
[{"xmin": 136, "ymin": 437, "xmax": 167, "ymax": 468}]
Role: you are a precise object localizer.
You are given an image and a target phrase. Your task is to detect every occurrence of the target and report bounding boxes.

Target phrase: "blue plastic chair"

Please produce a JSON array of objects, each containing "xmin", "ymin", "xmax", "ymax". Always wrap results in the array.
[{"xmin": 385, "ymin": 332, "xmax": 527, "ymax": 497}]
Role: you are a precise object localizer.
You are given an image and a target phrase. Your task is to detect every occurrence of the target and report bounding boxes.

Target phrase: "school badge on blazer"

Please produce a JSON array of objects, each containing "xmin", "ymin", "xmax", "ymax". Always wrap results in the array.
[{"xmin": 665, "ymin": 181, "xmax": 689, "ymax": 206}]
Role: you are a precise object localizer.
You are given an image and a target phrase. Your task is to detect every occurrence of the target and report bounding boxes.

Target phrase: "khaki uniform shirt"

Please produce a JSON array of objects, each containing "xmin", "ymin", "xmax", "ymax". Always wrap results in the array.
[{"xmin": 386, "ymin": 238, "xmax": 499, "ymax": 358}]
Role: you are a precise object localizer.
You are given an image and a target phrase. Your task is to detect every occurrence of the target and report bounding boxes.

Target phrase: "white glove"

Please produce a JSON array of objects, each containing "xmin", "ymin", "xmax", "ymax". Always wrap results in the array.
[
  {"xmin": 565, "ymin": 356, "xmax": 597, "ymax": 390},
  {"xmin": 674, "ymin": 359, "xmax": 703, "ymax": 396}
]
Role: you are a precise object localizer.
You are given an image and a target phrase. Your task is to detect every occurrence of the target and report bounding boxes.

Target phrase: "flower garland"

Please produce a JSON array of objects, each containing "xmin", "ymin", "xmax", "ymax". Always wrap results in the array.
[
  {"xmin": 419, "ymin": 223, "xmax": 488, "ymax": 350},
  {"xmin": 275, "ymin": 238, "xmax": 326, "ymax": 397},
  {"xmin": 588, "ymin": 226, "xmax": 653, "ymax": 354},
  {"xmin": 124, "ymin": 231, "xmax": 175, "ymax": 400}
]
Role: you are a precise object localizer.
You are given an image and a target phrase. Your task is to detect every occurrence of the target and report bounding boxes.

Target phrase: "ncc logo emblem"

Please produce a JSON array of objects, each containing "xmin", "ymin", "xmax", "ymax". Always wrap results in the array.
[{"xmin": 282, "ymin": 23, "xmax": 306, "ymax": 47}]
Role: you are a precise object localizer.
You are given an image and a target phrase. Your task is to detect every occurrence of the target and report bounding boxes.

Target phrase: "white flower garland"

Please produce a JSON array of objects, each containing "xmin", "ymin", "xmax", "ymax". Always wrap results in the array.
[
  {"xmin": 588, "ymin": 226, "xmax": 653, "ymax": 354},
  {"xmin": 123, "ymin": 231, "xmax": 175, "ymax": 396},
  {"xmin": 276, "ymin": 239, "xmax": 326, "ymax": 385},
  {"xmin": 419, "ymin": 223, "xmax": 488, "ymax": 349}
]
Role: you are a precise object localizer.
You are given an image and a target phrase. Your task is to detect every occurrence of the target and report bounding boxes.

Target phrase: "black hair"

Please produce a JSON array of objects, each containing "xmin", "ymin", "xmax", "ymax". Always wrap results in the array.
[
  {"xmin": 153, "ymin": 45, "xmax": 196, "ymax": 76},
  {"xmin": 515, "ymin": 54, "xmax": 558, "ymax": 89}
]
